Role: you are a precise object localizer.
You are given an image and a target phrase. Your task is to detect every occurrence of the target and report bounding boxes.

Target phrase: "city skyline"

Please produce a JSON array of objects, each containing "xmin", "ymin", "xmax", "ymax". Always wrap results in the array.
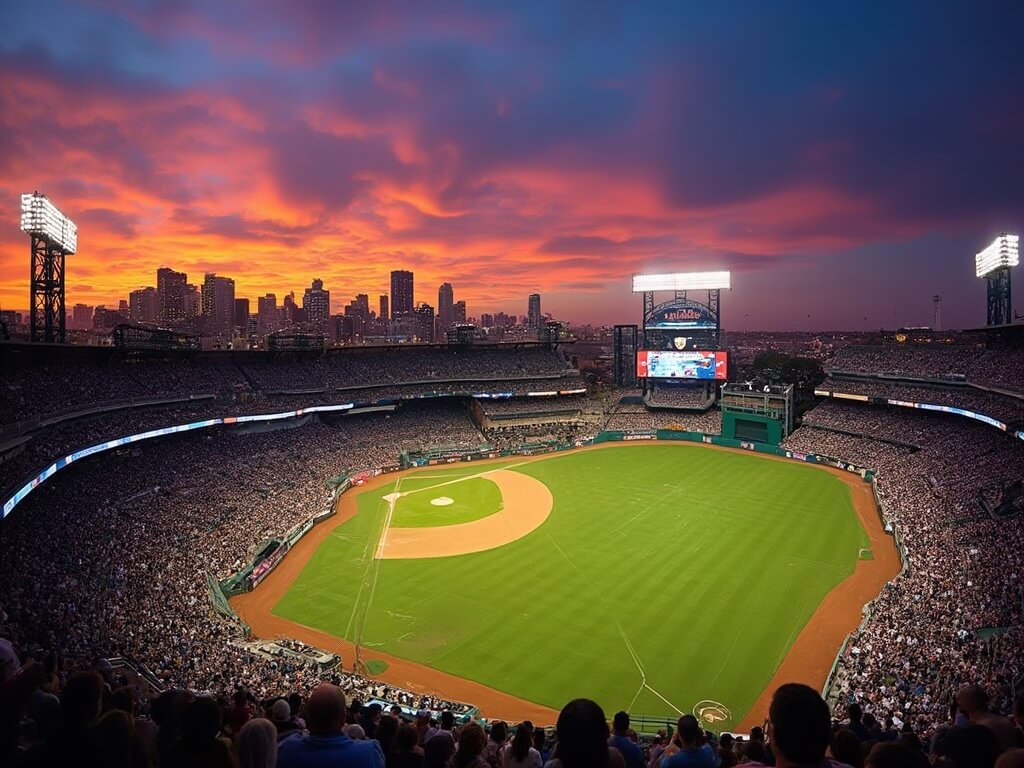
[{"xmin": 1, "ymin": 3, "xmax": 1022, "ymax": 330}]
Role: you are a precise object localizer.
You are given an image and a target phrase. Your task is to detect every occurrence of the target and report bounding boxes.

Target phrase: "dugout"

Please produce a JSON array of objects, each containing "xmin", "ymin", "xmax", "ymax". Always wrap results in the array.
[{"xmin": 720, "ymin": 383, "xmax": 793, "ymax": 445}]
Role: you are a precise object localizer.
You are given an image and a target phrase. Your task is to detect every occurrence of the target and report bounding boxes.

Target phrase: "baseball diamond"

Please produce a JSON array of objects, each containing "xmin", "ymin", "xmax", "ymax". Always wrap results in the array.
[{"xmin": 232, "ymin": 441, "xmax": 899, "ymax": 729}]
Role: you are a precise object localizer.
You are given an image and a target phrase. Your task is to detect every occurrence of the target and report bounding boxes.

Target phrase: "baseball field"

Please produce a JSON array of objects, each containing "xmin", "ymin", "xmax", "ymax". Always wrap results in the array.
[{"xmin": 232, "ymin": 442, "xmax": 899, "ymax": 729}]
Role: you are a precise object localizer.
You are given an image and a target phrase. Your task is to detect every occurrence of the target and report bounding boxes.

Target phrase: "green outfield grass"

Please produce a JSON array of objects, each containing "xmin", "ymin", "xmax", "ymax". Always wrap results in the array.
[{"xmin": 272, "ymin": 444, "xmax": 870, "ymax": 727}]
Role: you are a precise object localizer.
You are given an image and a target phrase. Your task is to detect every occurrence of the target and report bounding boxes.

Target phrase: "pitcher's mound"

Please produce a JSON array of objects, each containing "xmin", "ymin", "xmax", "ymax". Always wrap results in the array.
[{"xmin": 430, "ymin": 497, "xmax": 455, "ymax": 506}]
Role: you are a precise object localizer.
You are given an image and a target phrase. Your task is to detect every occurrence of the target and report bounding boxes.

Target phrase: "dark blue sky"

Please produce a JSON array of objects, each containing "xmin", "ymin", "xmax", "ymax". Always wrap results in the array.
[{"xmin": 0, "ymin": 1, "xmax": 1021, "ymax": 328}]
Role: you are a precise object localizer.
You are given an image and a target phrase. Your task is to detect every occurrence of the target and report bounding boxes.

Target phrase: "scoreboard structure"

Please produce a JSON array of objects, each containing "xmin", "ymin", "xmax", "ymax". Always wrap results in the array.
[
  {"xmin": 623, "ymin": 272, "xmax": 731, "ymax": 404},
  {"xmin": 720, "ymin": 383, "xmax": 794, "ymax": 445}
]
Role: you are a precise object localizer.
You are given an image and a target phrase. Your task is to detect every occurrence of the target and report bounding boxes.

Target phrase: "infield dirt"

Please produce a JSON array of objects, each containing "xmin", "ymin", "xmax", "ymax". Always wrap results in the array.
[{"xmin": 231, "ymin": 442, "xmax": 899, "ymax": 726}]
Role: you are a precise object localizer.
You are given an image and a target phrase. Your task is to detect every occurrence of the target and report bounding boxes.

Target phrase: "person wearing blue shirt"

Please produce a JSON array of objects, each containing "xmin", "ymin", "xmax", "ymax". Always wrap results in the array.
[
  {"xmin": 608, "ymin": 712, "xmax": 645, "ymax": 768},
  {"xmin": 660, "ymin": 715, "xmax": 720, "ymax": 768},
  {"xmin": 278, "ymin": 683, "xmax": 385, "ymax": 768}
]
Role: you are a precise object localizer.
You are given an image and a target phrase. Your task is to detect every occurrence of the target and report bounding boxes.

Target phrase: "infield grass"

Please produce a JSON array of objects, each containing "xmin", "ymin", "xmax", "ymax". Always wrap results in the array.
[{"xmin": 272, "ymin": 444, "xmax": 869, "ymax": 727}]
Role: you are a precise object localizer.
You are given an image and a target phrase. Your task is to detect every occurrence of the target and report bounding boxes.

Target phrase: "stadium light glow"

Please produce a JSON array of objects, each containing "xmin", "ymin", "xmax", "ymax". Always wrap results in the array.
[
  {"xmin": 20, "ymin": 192, "xmax": 77, "ymax": 253},
  {"xmin": 632, "ymin": 271, "xmax": 731, "ymax": 292},
  {"xmin": 975, "ymin": 234, "xmax": 1018, "ymax": 278}
]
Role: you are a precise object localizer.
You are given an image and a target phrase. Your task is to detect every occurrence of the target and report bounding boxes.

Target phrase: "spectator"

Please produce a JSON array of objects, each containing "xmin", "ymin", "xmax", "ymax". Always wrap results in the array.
[
  {"xmin": 544, "ymin": 698, "xmax": 626, "ymax": 768},
  {"xmin": 957, "ymin": 685, "xmax": 1020, "ymax": 754},
  {"xmin": 485, "ymin": 721, "xmax": 508, "ymax": 768},
  {"xmin": 389, "ymin": 724, "xmax": 425, "ymax": 768},
  {"xmin": 503, "ymin": 723, "xmax": 542, "ymax": 768},
  {"xmin": 829, "ymin": 729, "xmax": 863, "ymax": 768},
  {"xmin": 931, "ymin": 724, "xmax": 999, "ymax": 768},
  {"xmin": 277, "ymin": 683, "xmax": 385, "ymax": 768},
  {"xmin": 450, "ymin": 722, "xmax": 488, "ymax": 768},
  {"xmin": 661, "ymin": 715, "xmax": 718, "ymax": 768},
  {"xmin": 996, "ymin": 750, "xmax": 1024, "ymax": 768},
  {"xmin": 863, "ymin": 742, "xmax": 928, "ymax": 768},
  {"xmin": 766, "ymin": 683, "xmax": 835, "ymax": 768},
  {"xmin": 270, "ymin": 700, "xmax": 301, "ymax": 743},
  {"xmin": 376, "ymin": 715, "xmax": 400, "ymax": 758},
  {"xmin": 165, "ymin": 696, "xmax": 235, "ymax": 768},
  {"xmin": 608, "ymin": 712, "xmax": 643, "ymax": 768},
  {"xmin": 237, "ymin": 718, "xmax": 278, "ymax": 768}
]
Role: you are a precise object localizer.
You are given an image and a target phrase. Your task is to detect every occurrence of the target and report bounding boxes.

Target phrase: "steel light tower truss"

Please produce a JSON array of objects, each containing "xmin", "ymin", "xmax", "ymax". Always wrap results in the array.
[{"xmin": 20, "ymin": 192, "xmax": 77, "ymax": 343}]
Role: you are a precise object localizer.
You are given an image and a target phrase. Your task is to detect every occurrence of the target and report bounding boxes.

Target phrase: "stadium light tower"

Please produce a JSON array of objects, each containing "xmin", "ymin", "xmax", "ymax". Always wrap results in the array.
[
  {"xmin": 975, "ymin": 234, "xmax": 1018, "ymax": 327},
  {"xmin": 631, "ymin": 270, "xmax": 731, "ymax": 350},
  {"xmin": 20, "ymin": 192, "xmax": 77, "ymax": 343}
]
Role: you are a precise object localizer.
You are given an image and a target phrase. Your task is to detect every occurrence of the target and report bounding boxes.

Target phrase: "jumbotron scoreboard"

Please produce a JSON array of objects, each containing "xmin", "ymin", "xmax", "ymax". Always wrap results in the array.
[
  {"xmin": 628, "ymin": 271, "xmax": 731, "ymax": 389},
  {"xmin": 636, "ymin": 350, "xmax": 728, "ymax": 380}
]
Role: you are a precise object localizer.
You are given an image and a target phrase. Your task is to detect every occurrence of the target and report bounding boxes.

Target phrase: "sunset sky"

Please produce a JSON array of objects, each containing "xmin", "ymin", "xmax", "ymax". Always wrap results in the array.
[{"xmin": 1, "ymin": 1, "xmax": 1022, "ymax": 329}]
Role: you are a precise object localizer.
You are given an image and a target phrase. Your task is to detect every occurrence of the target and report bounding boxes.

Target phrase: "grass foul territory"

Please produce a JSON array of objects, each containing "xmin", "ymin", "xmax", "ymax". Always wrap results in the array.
[{"xmin": 271, "ymin": 444, "xmax": 869, "ymax": 728}]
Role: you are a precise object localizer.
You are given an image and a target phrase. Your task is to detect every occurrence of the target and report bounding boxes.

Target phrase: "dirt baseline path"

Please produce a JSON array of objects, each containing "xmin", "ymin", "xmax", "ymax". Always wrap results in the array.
[
  {"xmin": 377, "ymin": 469, "xmax": 553, "ymax": 559},
  {"xmin": 231, "ymin": 441, "xmax": 900, "ymax": 727}
]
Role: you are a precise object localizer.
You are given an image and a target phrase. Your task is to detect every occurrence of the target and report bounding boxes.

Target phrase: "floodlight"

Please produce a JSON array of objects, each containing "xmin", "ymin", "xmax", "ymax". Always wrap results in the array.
[
  {"xmin": 975, "ymin": 234, "xmax": 1018, "ymax": 278},
  {"xmin": 632, "ymin": 271, "xmax": 731, "ymax": 292},
  {"xmin": 20, "ymin": 192, "xmax": 77, "ymax": 253}
]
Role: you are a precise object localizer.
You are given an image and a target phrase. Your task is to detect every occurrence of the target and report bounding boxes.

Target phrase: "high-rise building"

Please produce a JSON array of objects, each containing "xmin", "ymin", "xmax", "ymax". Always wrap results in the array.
[
  {"xmin": 72, "ymin": 303, "xmax": 94, "ymax": 330},
  {"xmin": 257, "ymin": 294, "xmax": 278, "ymax": 336},
  {"xmin": 379, "ymin": 294, "xmax": 389, "ymax": 323},
  {"xmin": 234, "ymin": 298, "xmax": 250, "ymax": 336},
  {"xmin": 303, "ymin": 278, "xmax": 331, "ymax": 332},
  {"xmin": 282, "ymin": 292, "xmax": 297, "ymax": 324},
  {"xmin": 480, "ymin": 312, "xmax": 493, "ymax": 328},
  {"xmin": 413, "ymin": 302, "xmax": 435, "ymax": 342},
  {"xmin": 438, "ymin": 283, "xmax": 454, "ymax": 329},
  {"xmin": 157, "ymin": 268, "xmax": 188, "ymax": 324},
  {"xmin": 202, "ymin": 273, "xmax": 236, "ymax": 335},
  {"xmin": 390, "ymin": 270, "xmax": 414, "ymax": 318},
  {"xmin": 528, "ymin": 293, "xmax": 542, "ymax": 331},
  {"xmin": 185, "ymin": 284, "xmax": 201, "ymax": 317},
  {"xmin": 344, "ymin": 293, "xmax": 371, "ymax": 339},
  {"xmin": 129, "ymin": 287, "xmax": 159, "ymax": 324},
  {"xmin": 453, "ymin": 300, "xmax": 466, "ymax": 324}
]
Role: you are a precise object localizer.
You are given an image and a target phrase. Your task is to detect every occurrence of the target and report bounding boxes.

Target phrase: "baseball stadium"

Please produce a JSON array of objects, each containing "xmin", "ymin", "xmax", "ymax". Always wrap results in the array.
[{"xmin": 3, "ymin": 265, "xmax": 1024, "ymax": 765}]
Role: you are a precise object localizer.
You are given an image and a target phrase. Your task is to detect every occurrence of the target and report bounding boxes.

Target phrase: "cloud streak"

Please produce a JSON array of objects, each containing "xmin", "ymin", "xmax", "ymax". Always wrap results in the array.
[{"xmin": 0, "ymin": 2, "xmax": 1021, "ymax": 328}]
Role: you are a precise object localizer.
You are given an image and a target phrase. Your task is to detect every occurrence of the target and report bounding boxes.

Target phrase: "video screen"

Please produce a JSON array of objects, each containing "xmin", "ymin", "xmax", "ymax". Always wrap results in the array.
[{"xmin": 636, "ymin": 350, "xmax": 728, "ymax": 380}]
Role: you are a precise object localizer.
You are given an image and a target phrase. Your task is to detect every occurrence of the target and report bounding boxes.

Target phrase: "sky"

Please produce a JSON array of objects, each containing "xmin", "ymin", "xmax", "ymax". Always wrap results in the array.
[{"xmin": 0, "ymin": 1, "xmax": 1022, "ymax": 330}]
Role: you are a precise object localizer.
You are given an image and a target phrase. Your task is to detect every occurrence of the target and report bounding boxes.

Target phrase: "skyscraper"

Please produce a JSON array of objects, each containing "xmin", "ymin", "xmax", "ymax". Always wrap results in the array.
[
  {"xmin": 72, "ymin": 303, "xmax": 94, "ymax": 330},
  {"xmin": 234, "ymin": 298, "xmax": 250, "ymax": 336},
  {"xmin": 528, "ymin": 293, "xmax": 542, "ymax": 331},
  {"xmin": 257, "ymin": 293, "xmax": 278, "ymax": 336},
  {"xmin": 438, "ymin": 283, "xmax": 454, "ymax": 329},
  {"xmin": 413, "ymin": 302, "xmax": 435, "ymax": 342},
  {"xmin": 303, "ymin": 278, "xmax": 331, "ymax": 332},
  {"xmin": 453, "ymin": 300, "xmax": 466, "ymax": 324},
  {"xmin": 202, "ymin": 273, "xmax": 236, "ymax": 335},
  {"xmin": 129, "ymin": 287, "xmax": 159, "ymax": 323},
  {"xmin": 390, "ymin": 270, "xmax": 414, "ymax": 318},
  {"xmin": 157, "ymin": 267, "xmax": 188, "ymax": 324},
  {"xmin": 379, "ymin": 294, "xmax": 389, "ymax": 323}
]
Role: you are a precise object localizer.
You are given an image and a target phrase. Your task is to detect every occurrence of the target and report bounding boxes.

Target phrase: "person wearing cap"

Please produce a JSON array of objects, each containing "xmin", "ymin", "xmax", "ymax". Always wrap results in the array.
[
  {"xmin": 278, "ymin": 683, "xmax": 384, "ymax": 768},
  {"xmin": 271, "ymin": 699, "xmax": 301, "ymax": 742}
]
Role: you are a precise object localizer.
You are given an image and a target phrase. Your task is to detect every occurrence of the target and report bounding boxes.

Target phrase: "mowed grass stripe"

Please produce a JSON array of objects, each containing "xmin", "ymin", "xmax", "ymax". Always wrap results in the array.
[{"xmin": 273, "ymin": 444, "xmax": 868, "ymax": 727}]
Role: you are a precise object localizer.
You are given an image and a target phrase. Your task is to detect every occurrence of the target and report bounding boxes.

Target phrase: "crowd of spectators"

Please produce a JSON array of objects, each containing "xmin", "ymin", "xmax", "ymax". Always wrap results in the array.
[
  {"xmin": 245, "ymin": 347, "xmax": 572, "ymax": 392},
  {"xmin": 829, "ymin": 343, "xmax": 1024, "ymax": 396},
  {"xmin": 818, "ymin": 376, "xmax": 1024, "ymax": 424},
  {"xmin": 604, "ymin": 404, "xmax": 722, "ymax": 435},
  {"xmin": 782, "ymin": 399, "xmax": 1024, "ymax": 735},
  {"xmin": 0, "ymin": 346, "xmax": 576, "ymax": 430},
  {"xmin": 644, "ymin": 385, "xmax": 715, "ymax": 410},
  {"xmin": 4, "ymin": 661, "xmax": 1021, "ymax": 767},
  {"xmin": 0, "ymin": 404, "xmax": 485, "ymax": 716}
]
